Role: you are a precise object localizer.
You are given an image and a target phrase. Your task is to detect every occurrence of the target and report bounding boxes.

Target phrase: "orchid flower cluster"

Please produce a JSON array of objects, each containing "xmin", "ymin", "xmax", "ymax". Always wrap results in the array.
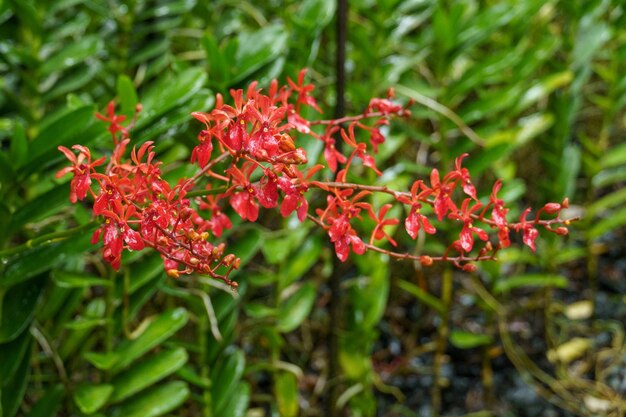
[{"xmin": 56, "ymin": 69, "xmax": 572, "ymax": 286}]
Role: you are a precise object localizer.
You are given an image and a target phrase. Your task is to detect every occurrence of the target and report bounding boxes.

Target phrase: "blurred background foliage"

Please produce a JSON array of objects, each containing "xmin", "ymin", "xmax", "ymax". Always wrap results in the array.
[{"xmin": 1, "ymin": 0, "xmax": 626, "ymax": 416}]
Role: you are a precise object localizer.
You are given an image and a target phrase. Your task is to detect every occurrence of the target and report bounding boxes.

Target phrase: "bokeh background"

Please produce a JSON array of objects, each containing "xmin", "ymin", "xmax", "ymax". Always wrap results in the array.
[{"xmin": 1, "ymin": 0, "xmax": 625, "ymax": 416}]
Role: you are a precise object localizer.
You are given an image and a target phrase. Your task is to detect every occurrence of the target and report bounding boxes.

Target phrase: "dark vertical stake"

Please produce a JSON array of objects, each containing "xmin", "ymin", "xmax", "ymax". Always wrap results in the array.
[
  {"xmin": 335, "ymin": 0, "xmax": 347, "ymax": 120},
  {"xmin": 328, "ymin": 0, "xmax": 348, "ymax": 416}
]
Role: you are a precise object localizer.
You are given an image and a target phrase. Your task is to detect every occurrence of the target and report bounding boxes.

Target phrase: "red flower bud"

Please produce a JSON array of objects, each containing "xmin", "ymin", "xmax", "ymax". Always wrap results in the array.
[
  {"xmin": 555, "ymin": 227, "xmax": 569, "ymax": 236},
  {"xmin": 420, "ymin": 256, "xmax": 433, "ymax": 266},
  {"xmin": 222, "ymin": 254, "xmax": 236, "ymax": 266},
  {"xmin": 542, "ymin": 203, "xmax": 561, "ymax": 214},
  {"xmin": 462, "ymin": 263, "xmax": 477, "ymax": 272}
]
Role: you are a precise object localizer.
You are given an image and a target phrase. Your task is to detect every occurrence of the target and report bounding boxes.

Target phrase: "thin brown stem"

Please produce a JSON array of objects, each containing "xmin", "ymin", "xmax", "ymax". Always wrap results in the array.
[{"xmin": 310, "ymin": 109, "xmax": 410, "ymax": 126}]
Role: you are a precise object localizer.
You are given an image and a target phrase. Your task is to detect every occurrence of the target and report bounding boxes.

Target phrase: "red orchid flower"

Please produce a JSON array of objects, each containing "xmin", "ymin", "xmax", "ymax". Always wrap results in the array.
[
  {"xmin": 95, "ymin": 101, "xmax": 128, "ymax": 142},
  {"xmin": 190, "ymin": 129, "xmax": 213, "ymax": 168},
  {"xmin": 341, "ymin": 123, "xmax": 382, "ymax": 175},
  {"xmin": 516, "ymin": 208, "xmax": 539, "ymax": 252},
  {"xmin": 446, "ymin": 153, "xmax": 477, "ymax": 200},
  {"xmin": 92, "ymin": 203, "xmax": 145, "ymax": 270},
  {"xmin": 140, "ymin": 200, "xmax": 170, "ymax": 241},
  {"xmin": 323, "ymin": 135, "xmax": 347, "ymax": 173},
  {"xmin": 328, "ymin": 213, "xmax": 366, "ymax": 262},
  {"xmin": 489, "ymin": 180, "xmax": 510, "ymax": 248},
  {"xmin": 247, "ymin": 95, "xmax": 288, "ymax": 160},
  {"xmin": 256, "ymin": 171, "xmax": 279, "ymax": 209},
  {"xmin": 401, "ymin": 180, "xmax": 437, "ymax": 239},
  {"xmin": 227, "ymin": 164, "xmax": 259, "ymax": 222},
  {"xmin": 287, "ymin": 68, "xmax": 322, "ymax": 113},
  {"xmin": 370, "ymin": 204, "xmax": 400, "ymax": 246},
  {"xmin": 426, "ymin": 168, "xmax": 457, "ymax": 221},
  {"xmin": 449, "ymin": 198, "xmax": 488, "ymax": 253},
  {"xmin": 56, "ymin": 145, "xmax": 106, "ymax": 203}
]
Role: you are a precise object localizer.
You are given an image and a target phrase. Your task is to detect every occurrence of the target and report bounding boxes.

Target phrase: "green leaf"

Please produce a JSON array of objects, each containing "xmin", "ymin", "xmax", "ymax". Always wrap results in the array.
[
  {"xmin": 136, "ymin": 90, "xmax": 212, "ymax": 143},
  {"xmin": 116, "ymin": 75, "xmax": 138, "ymax": 118},
  {"xmin": 220, "ymin": 382, "xmax": 250, "ymax": 417},
  {"xmin": 52, "ymin": 270, "xmax": 111, "ymax": 288},
  {"xmin": 125, "ymin": 254, "xmax": 164, "ymax": 295},
  {"xmin": 277, "ymin": 282, "xmax": 316, "ymax": 333},
  {"xmin": 243, "ymin": 303, "xmax": 276, "ymax": 319},
  {"xmin": 493, "ymin": 274, "xmax": 568, "ymax": 294},
  {"xmin": 514, "ymin": 113, "xmax": 554, "ymax": 146},
  {"xmin": 274, "ymin": 372, "xmax": 299, "ymax": 417},
  {"xmin": 10, "ymin": 122, "xmax": 27, "ymax": 167},
  {"xmin": 0, "ymin": 203, "xmax": 10, "ymax": 247},
  {"xmin": 0, "ymin": 327, "xmax": 32, "ymax": 385},
  {"xmin": 0, "ymin": 345, "xmax": 30, "ymax": 417},
  {"xmin": 212, "ymin": 350, "xmax": 245, "ymax": 415},
  {"xmin": 7, "ymin": 0, "xmax": 41, "ymax": 36},
  {"xmin": 125, "ymin": 276, "xmax": 165, "ymax": 324},
  {"xmin": 294, "ymin": 0, "xmax": 336, "ymax": 29},
  {"xmin": 110, "ymin": 348, "xmax": 188, "ymax": 403},
  {"xmin": 396, "ymin": 279, "xmax": 445, "ymax": 315},
  {"xmin": 556, "ymin": 144, "xmax": 580, "ymax": 199},
  {"xmin": 353, "ymin": 253, "xmax": 390, "ymax": 327},
  {"xmin": 261, "ymin": 227, "xmax": 308, "ymax": 265},
  {"xmin": 516, "ymin": 71, "xmax": 573, "ymax": 113},
  {"xmin": 232, "ymin": 24, "xmax": 289, "ymax": 84},
  {"xmin": 8, "ymin": 185, "xmax": 70, "ymax": 234},
  {"xmin": 25, "ymin": 105, "xmax": 96, "ymax": 164},
  {"xmin": 572, "ymin": 21, "xmax": 611, "ymax": 71},
  {"xmin": 42, "ymin": 63, "xmax": 101, "ymax": 101},
  {"xmin": 109, "ymin": 381, "xmax": 189, "ymax": 417},
  {"xmin": 449, "ymin": 330, "xmax": 493, "ymax": 349},
  {"xmin": 0, "ymin": 278, "xmax": 43, "ymax": 343},
  {"xmin": 73, "ymin": 384, "xmax": 113, "ymax": 414},
  {"xmin": 601, "ymin": 142, "xmax": 626, "ymax": 169},
  {"xmin": 176, "ymin": 365, "xmax": 210, "ymax": 389},
  {"xmin": 24, "ymin": 384, "xmax": 64, "ymax": 417},
  {"xmin": 280, "ymin": 236, "xmax": 322, "ymax": 289},
  {"xmin": 593, "ymin": 167, "xmax": 626, "ymax": 188},
  {"xmin": 339, "ymin": 335, "xmax": 372, "ymax": 380},
  {"xmin": 588, "ymin": 207, "xmax": 626, "ymax": 240},
  {"xmin": 59, "ymin": 298, "xmax": 105, "ymax": 359},
  {"xmin": 136, "ymin": 68, "xmax": 207, "ymax": 128},
  {"xmin": 39, "ymin": 35, "xmax": 103, "ymax": 75},
  {"xmin": 85, "ymin": 308, "xmax": 189, "ymax": 373},
  {"xmin": 83, "ymin": 351, "xmax": 118, "ymax": 370},
  {"xmin": 1, "ymin": 232, "xmax": 93, "ymax": 288},
  {"xmin": 64, "ymin": 317, "xmax": 107, "ymax": 331},
  {"xmin": 128, "ymin": 38, "xmax": 170, "ymax": 67},
  {"xmin": 201, "ymin": 33, "xmax": 229, "ymax": 87},
  {"xmin": 587, "ymin": 187, "xmax": 626, "ymax": 218},
  {"xmin": 0, "ymin": 151, "xmax": 16, "ymax": 185}
]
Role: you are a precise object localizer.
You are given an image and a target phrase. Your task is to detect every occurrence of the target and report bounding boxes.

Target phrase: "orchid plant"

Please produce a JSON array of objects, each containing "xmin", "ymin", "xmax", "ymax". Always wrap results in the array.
[{"xmin": 56, "ymin": 69, "xmax": 573, "ymax": 286}]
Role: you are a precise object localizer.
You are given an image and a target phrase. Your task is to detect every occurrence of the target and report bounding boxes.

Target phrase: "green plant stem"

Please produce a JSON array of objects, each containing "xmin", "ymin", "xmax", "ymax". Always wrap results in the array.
[
  {"xmin": 198, "ymin": 286, "xmax": 213, "ymax": 417},
  {"xmin": 122, "ymin": 267, "xmax": 131, "ymax": 338},
  {"xmin": 481, "ymin": 334, "xmax": 494, "ymax": 409},
  {"xmin": 0, "ymin": 221, "xmax": 96, "ymax": 258},
  {"xmin": 105, "ymin": 267, "xmax": 115, "ymax": 381},
  {"xmin": 432, "ymin": 267, "xmax": 452, "ymax": 417}
]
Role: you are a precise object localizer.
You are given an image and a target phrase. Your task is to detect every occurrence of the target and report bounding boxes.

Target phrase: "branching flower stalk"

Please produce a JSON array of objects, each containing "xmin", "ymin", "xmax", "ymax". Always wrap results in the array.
[{"xmin": 56, "ymin": 69, "xmax": 575, "ymax": 287}]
